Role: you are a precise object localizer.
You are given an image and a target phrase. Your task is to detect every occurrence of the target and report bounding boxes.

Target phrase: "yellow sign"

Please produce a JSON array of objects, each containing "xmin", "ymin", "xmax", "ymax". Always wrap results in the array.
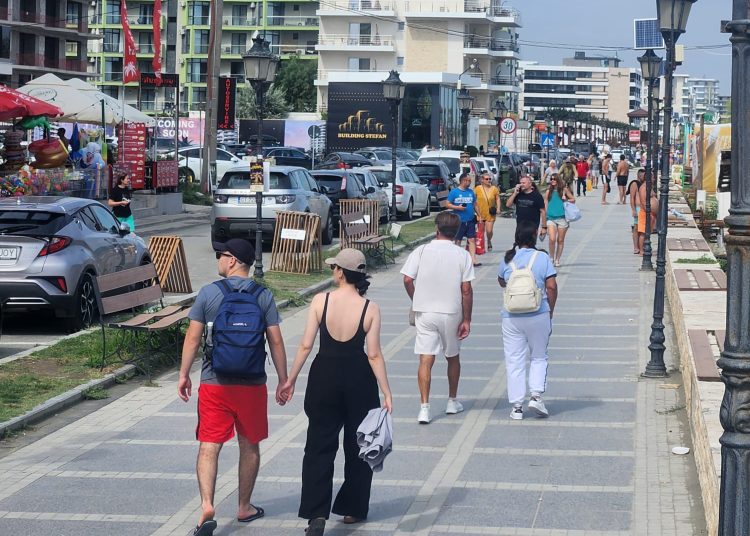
[
  {"xmin": 696, "ymin": 123, "xmax": 731, "ymax": 194},
  {"xmin": 337, "ymin": 109, "xmax": 387, "ymax": 140}
]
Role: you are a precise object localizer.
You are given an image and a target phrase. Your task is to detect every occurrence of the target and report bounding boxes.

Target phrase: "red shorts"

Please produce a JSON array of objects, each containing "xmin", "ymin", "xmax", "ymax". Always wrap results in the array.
[{"xmin": 196, "ymin": 384, "xmax": 268, "ymax": 444}]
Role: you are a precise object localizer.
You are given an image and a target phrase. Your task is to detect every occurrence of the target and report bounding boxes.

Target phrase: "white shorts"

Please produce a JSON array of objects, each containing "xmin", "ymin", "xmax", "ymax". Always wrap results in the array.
[
  {"xmin": 547, "ymin": 217, "xmax": 569, "ymax": 229},
  {"xmin": 414, "ymin": 311, "xmax": 463, "ymax": 357}
]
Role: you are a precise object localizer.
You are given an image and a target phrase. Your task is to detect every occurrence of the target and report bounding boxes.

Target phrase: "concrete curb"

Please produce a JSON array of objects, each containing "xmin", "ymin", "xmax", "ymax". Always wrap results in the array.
[{"xmin": 0, "ymin": 230, "xmax": 434, "ymax": 439}]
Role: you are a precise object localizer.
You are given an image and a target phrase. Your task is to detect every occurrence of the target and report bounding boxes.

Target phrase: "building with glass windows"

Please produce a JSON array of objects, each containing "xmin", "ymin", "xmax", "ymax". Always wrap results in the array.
[
  {"xmin": 0, "ymin": 0, "xmax": 95, "ymax": 88},
  {"xmin": 88, "ymin": 0, "xmax": 318, "ymax": 114},
  {"xmin": 316, "ymin": 0, "xmax": 523, "ymax": 150}
]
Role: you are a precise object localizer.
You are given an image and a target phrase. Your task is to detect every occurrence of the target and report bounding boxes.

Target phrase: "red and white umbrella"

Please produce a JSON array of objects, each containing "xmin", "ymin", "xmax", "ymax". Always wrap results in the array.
[{"xmin": 0, "ymin": 85, "xmax": 64, "ymax": 121}]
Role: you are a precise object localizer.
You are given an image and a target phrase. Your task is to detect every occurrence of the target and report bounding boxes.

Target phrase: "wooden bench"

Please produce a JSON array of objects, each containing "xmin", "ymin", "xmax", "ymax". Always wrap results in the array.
[
  {"xmin": 340, "ymin": 210, "xmax": 393, "ymax": 266},
  {"xmin": 94, "ymin": 263, "xmax": 190, "ymax": 374},
  {"xmin": 687, "ymin": 329, "xmax": 724, "ymax": 381},
  {"xmin": 674, "ymin": 269, "xmax": 727, "ymax": 291},
  {"xmin": 667, "ymin": 237, "xmax": 711, "ymax": 252}
]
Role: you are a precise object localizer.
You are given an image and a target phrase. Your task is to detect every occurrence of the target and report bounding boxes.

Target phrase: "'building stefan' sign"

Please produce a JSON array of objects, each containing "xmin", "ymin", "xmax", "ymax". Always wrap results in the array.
[{"xmin": 326, "ymin": 83, "xmax": 394, "ymax": 152}]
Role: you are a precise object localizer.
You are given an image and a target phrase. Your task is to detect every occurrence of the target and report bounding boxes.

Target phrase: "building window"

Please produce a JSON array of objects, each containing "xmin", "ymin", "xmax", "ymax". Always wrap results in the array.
[
  {"xmin": 189, "ymin": 2, "xmax": 210, "ymax": 25},
  {"xmin": 65, "ymin": 40, "xmax": 80, "ymax": 58},
  {"xmin": 398, "ymin": 22, "xmax": 405, "ymax": 31},
  {"xmin": 347, "ymin": 57, "xmax": 371, "ymax": 71},
  {"xmin": 230, "ymin": 33, "xmax": 246, "ymax": 54},
  {"xmin": 106, "ymin": 1, "xmax": 121, "ymax": 24},
  {"xmin": 192, "ymin": 87, "xmax": 207, "ymax": 105},
  {"xmin": 103, "ymin": 29, "xmax": 121, "ymax": 53},
  {"xmin": 138, "ymin": 4, "xmax": 154, "ymax": 24},
  {"xmin": 138, "ymin": 32, "xmax": 154, "ymax": 54},
  {"xmin": 138, "ymin": 59, "xmax": 152, "ymax": 74},
  {"xmin": 0, "ymin": 27, "xmax": 10, "ymax": 60},
  {"xmin": 66, "ymin": 2, "xmax": 82, "ymax": 27},
  {"xmin": 397, "ymin": 56, "xmax": 404, "ymax": 66},
  {"xmin": 102, "ymin": 86, "xmax": 119, "ymax": 99},
  {"xmin": 187, "ymin": 59, "xmax": 207, "ymax": 83},
  {"xmin": 105, "ymin": 58, "xmax": 123, "ymax": 81},
  {"xmin": 193, "ymin": 30, "xmax": 209, "ymax": 54},
  {"xmin": 141, "ymin": 88, "xmax": 156, "ymax": 111}
]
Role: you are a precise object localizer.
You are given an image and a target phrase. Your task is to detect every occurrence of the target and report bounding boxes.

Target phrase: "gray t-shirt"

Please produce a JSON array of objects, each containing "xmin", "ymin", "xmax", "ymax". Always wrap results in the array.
[{"xmin": 188, "ymin": 276, "xmax": 281, "ymax": 385}]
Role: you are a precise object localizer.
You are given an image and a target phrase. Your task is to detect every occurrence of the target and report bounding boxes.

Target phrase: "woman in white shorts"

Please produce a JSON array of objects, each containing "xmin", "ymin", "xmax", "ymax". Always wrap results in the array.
[
  {"xmin": 497, "ymin": 220, "xmax": 558, "ymax": 420},
  {"xmin": 543, "ymin": 173, "xmax": 575, "ymax": 267}
]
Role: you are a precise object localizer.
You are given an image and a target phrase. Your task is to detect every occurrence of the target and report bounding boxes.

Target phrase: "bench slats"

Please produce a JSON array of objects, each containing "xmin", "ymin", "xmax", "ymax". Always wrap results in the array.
[
  {"xmin": 688, "ymin": 329, "xmax": 721, "ymax": 381},
  {"xmin": 667, "ymin": 238, "xmax": 710, "ymax": 251},
  {"xmin": 143, "ymin": 308, "xmax": 191, "ymax": 331},
  {"xmin": 341, "ymin": 211, "xmax": 366, "ymax": 225},
  {"xmin": 101, "ymin": 284, "xmax": 164, "ymax": 316},
  {"xmin": 674, "ymin": 269, "xmax": 692, "ymax": 290},
  {"xmin": 344, "ymin": 222, "xmax": 369, "ymax": 237},
  {"xmin": 716, "ymin": 329, "xmax": 726, "ymax": 353},
  {"xmin": 110, "ymin": 304, "xmax": 185, "ymax": 328},
  {"xmin": 674, "ymin": 269, "xmax": 727, "ymax": 291},
  {"xmin": 97, "ymin": 264, "xmax": 158, "ymax": 293}
]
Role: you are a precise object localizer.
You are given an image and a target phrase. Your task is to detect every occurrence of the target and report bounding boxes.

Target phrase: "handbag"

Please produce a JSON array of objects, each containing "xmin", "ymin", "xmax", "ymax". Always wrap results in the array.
[
  {"xmin": 481, "ymin": 185, "xmax": 498, "ymax": 217},
  {"xmin": 564, "ymin": 201, "xmax": 582, "ymax": 222}
]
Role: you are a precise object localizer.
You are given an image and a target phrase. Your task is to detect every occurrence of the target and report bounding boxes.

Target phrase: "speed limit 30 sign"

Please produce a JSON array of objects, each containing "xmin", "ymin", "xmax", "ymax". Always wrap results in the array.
[{"xmin": 499, "ymin": 117, "xmax": 517, "ymax": 134}]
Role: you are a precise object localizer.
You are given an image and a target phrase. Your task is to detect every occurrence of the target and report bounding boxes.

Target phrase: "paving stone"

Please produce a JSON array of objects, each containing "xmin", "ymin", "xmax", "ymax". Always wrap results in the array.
[
  {"xmin": 432, "ymin": 488, "xmax": 539, "ymax": 527},
  {"xmin": 534, "ymin": 491, "xmax": 632, "ymax": 530},
  {"xmin": 0, "ymin": 519, "xmax": 160, "ymax": 536},
  {"xmin": 476, "ymin": 423, "xmax": 634, "ymax": 451}
]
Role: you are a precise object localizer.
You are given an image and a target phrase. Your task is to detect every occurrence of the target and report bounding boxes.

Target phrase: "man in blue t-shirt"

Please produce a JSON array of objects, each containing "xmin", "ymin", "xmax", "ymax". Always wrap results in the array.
[{"xmin": 446, "ymin": 172, "xmax": 481, "ymax": 266}]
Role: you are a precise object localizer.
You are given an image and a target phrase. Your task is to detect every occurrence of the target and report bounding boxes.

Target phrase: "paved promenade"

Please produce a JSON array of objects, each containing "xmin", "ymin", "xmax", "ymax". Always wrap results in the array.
[{"xmin": 0, "ymin": 191, "xmax": 706, "ymax": 535}]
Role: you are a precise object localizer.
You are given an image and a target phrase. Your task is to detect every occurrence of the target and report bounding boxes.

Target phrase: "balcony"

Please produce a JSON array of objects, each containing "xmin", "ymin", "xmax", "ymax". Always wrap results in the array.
[
  {"xmin": 137, "ymin": 44, "xmax": 155, "ymax": 54},
  {"xmin": 317, "ymin": 0, "xmax": 394, "ymax": 17},
  {"xmin": 128, "ymin": 16, "xmax": 154, "ymax": 26},
  {"xmin": 222, "ymin": 18, "xmax": 259, "ymax": 28},
  {"xmin": 189, "ymin": 16, "xmax": 210, "ymax": 26},
  {"xmin": 404, "ymin": 0, "xmax": 521, "ymax": 25},
  {"xmin": 222, "ymin": 45, "xmax": 246, "ymax": 56},
  {"xmin": 463, "ymin": 36, "xmax": 519, "ymax": 56},
  {"xmin": 266, "ymin": 15, "xmax": 319, "ymax": 27},
  {"xmin": 315, "ymin": 67, "xmax": 388, "ymax": 86},
  {"xmin": 103, "ymin": 43, "xmax": 124, "ymax": 54},
  {"xmin": 465, "ymin": 72, "xmax": 520, "ymax": 91},
  {"xmin": 316, "ymin": 34, "xmax": 394, "ymax": 52},
  {"xmin": 269, "ymin": 44, "xmax": 318, "ymax": 57},
  {"xmin": 104, "ymin": 71, "xmax": 124, "ymax": 82}
]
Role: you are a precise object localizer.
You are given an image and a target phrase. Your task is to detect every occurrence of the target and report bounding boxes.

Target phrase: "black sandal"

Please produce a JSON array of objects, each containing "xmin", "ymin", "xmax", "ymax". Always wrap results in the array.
[{"xmin": 305, "ymin": 518, "xmax": 326, "ymax": 535}]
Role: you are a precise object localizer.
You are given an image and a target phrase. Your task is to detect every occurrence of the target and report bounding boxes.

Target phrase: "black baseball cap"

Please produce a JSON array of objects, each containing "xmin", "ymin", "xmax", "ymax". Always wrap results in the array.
[{"xmin": 212, "ymin": 238, "xmax": 255, "ymax": 265}]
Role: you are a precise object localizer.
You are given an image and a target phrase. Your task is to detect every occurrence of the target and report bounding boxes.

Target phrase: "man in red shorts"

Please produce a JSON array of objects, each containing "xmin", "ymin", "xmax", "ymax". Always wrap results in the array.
[{"xmin": 178, "ymin": 238, "xmax": 289, "ymax": 536}]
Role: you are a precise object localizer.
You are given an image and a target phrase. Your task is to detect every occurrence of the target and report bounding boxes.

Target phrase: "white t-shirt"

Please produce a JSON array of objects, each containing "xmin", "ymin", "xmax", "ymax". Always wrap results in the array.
[{"xmin": 400, "ymin": 240, "xmax": 475, "ymax": 314}]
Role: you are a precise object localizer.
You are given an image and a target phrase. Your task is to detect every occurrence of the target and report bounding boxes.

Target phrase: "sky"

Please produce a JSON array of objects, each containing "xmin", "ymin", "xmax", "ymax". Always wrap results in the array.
[{"xmin": 517, "ymin": 0, "xmax": 732, "ymax": 93}]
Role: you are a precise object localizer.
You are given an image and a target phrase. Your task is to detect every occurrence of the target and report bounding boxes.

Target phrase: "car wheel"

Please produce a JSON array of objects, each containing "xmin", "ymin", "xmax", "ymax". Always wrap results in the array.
[
  {"xmin": 65, "ymin": 273, "xmax": 98, "ymax": 332},
  {"xmin": 419, "ymin": 199, "xmax": 430, "ymax": 217},
  {"xmin": 402, "ymin": 199, "xmax": 414, "ymax": 221},
  {"xmin": 321, "ymin": 211, "xmax": 334, "ymax": 245}
]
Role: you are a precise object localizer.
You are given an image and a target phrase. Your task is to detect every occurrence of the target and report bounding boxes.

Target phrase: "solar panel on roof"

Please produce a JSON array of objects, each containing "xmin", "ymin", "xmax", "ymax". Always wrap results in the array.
[{"xmin": 634, "ymin": 19, "xmax": 665, "ymax": 50}]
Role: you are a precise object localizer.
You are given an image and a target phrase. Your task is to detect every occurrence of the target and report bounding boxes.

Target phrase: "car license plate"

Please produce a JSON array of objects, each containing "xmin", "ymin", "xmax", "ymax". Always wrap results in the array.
[
  {"xmin": 0, "ymin": 247, "xmax": 19, "ymax": 260},
  {"xmin": 238, "ymin": 196, "xmax": 255, "ymax": 204}
]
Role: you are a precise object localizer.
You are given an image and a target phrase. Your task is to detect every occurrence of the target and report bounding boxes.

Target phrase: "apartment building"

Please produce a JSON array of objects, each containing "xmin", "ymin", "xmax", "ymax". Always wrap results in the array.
[
  {"xmin": 89, "ymin": 0, "xmax": 319, "ymax": 113},
  {"xmin": 315, "ymin": 0, "xmax": 522, "ymax": 151},
  {"xmin": 519, "ymin": 59, "xmax": 641, "ymax": 124},
  {"xmin": 0, "ymin": 0, "xmax": 95, "ymax": 88},
  {"xmin": 686, "ymin": 77, "xmax": 719, "ymax": 122},
  {"xmin": 716, "ymin": 94, "xmax": 730, "ymax": 123}
]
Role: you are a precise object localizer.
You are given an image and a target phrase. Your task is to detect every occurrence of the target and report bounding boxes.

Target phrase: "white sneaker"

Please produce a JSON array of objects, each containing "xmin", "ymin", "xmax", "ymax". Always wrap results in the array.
[
  {"xmin": 445, "ymin": 399, "xmax": 464, "ymax": 415},
  {"xmin": 417, "ymin": 404, "xmax": 431, "ymax": 424},
  {"xmin": 528, "ymin": 396, "xmax": 549, "ymax": 417},
  {"xmin": 510, "ymin": 405, "xmax": 524, "ymax": 420}
]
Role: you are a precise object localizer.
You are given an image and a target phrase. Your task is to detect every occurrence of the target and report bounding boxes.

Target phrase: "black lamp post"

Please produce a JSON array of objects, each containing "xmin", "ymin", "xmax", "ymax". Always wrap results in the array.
[
  {"xmin": 457, "ymin": 88, "xmax": 473, "ymax": 148},
  {"xmin": 243, "ymin": 35, "xmax": 279, "ymax": 279},
  {"xmin": 638, "ymin": 48, "xmax": 662, "ymax": 271},
  {"xmin": 718, "ymin": 1, "xmax": 750, "ymax": 532},
  {"xmin": 644, "ymin": 0, "xmax": 697, "ymax": 377},
  {"xmin": 493, "ymin": 99, "xmax": 507, "ymax": 151},
  {"xmin": 382, "ymin": 70, "xmax": 405, "ymax": 224}
]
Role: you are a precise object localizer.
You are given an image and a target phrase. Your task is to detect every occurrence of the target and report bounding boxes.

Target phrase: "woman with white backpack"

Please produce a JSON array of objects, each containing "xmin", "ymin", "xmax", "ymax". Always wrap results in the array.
[{"xmin": 497, "ymin": 220, "xmax": 558, "ymax": 420}]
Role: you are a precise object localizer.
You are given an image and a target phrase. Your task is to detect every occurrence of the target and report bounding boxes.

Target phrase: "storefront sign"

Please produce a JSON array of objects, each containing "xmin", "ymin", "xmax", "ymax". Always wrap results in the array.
[
  {"xmin": 217, "ymin": 76, "xmax": 236, "ymax": 131},
  {"xmin": 154, "ymin": 160, "xmax": 178, "ymax": 189},
  {"xmin": 116, "ymin": 122, "xmax": 147, "ymax": 188},
  {"xmin": 140, "ymin": 73, "xmax": 179, "ymax": 88},
  {"xmin": 629, "ymin": 129, "xmax": 641, "ymax": 143}
]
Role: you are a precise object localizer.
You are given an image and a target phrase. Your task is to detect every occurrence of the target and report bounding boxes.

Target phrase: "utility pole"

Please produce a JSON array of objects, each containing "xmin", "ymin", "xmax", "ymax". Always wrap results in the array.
[{"xmin": 201, "ymin": 0, "xmax": 222, "ymax": 194}]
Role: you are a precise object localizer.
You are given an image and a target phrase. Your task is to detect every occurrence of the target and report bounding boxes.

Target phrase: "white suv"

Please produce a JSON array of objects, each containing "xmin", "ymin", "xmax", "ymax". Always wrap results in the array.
[
  {"xmin": 176, "ymin": 146, "xmax": 246, "ymax": 188},
  {"xmin": 365, "ymin": 165, "xmax": 430, "ymax": 220}
]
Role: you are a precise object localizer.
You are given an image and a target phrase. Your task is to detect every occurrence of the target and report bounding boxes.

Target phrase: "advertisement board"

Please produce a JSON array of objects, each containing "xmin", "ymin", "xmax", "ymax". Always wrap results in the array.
[
  {"xmin": 217, "ymin": 76, "xmax": 237, "ymax": 131},
  {"xmin": 326, "ymin": 83, "xmax": 394, "ymax": 152},
  {"xmin": 155, "ymin": 118, "xmax": 205, "ymax": 146},
  {"xmin": 629, "ymin": 130, "xmax": 641, "ymax": 143},
  {"xmin": 116, "ymin": 122, "xmax": 147, "ymax": 188}
]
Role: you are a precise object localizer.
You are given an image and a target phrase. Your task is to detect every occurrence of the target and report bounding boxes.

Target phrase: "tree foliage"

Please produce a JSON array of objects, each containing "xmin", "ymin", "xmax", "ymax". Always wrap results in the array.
[
  {"xmin": 273, "ymin": 57, "xmax": 318, "ymax": 112},
  {"xmin": 236, "ymin": 85, "xmax": 290, "ymax": 119},
  {"xmin": 542, "ymin": 107, "xmax": 631, "ymax": 131}
]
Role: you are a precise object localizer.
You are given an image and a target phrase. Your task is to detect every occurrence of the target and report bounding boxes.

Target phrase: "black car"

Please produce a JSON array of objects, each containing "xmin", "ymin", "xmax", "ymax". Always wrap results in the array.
[
  {"xmin": 405, "ymin": 161, "xmax": 453, "ymax": 209},
  {"xmin": 263, "ymin": 146, "xmax": 313, "ymax": 169},
  {"xmin": 218, "ymin": 142, "xmax": 251, "ymax": 157},
  {"xmin": 313, "ymin": 152, "xmax": 372, "ymax": 170},
  {"xmin": 244, "ymin": 134, "xmax": 281, "ymax": 147},
  {"xmin": 310, "ymin": 170, "xmax": 369, "ymax": 231},
  {"xmin": 498, "ymin": 153, "xmax": 525, "ymax": 188}
]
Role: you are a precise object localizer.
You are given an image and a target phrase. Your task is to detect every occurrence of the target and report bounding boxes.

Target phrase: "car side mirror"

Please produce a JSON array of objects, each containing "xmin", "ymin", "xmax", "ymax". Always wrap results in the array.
[
  {"xmin": 450, "ymin": 172, "xmax": 456, "ymax": 178},
  {"xmin": 118, "ymin": 223, "xmax": 131, "ymax": 236},
  {"xmin": 367, "ymin": 186, "xmax": 376, "ymax": 194},
  {"xmin": 320, "ymin": 185, "xmax": 331, "ymax": 195}
]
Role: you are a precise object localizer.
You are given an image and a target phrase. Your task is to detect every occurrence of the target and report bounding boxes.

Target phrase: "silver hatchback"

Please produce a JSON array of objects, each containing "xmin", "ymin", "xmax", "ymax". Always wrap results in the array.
[
  {"xmin": 0, "ymin": 196, "xmax": 150, "ymax": 331},
  {"xmin": 210, "ymin": 166, "xmax": 334, "ymax": 244}
]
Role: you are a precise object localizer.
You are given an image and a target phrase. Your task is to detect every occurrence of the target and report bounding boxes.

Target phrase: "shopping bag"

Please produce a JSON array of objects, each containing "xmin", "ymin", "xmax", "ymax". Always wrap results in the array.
[
  {"xmin": 564, "ymin": 201, "xmax": 582, "ymax": 222},
  {"xmin": 475, "ymin": 222, "xmax": 485, "ymax": 255},
  {"xmin": 586, "ymin": 178, "xmax": 592, "ymax": 191}
]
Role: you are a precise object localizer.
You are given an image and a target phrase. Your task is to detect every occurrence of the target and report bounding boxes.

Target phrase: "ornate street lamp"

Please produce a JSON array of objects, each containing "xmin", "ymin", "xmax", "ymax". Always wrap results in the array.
[
  {"xmin": 243, "ymin": 35, "xmax": 280, "ymax": 279},
  {"xmin": 493, "ymin": 99, "xmax": 507, "ymax": 151},
  {"xmin": 718, "ymin": 2, "xmax": 750, "ymax": 533},
  {"xmin": 457, "ymin": 88, "xmax": 473, "ymax": 148},
  {"xmin": 382, "ymin": 70, "xmax": 405, "ymax": 224},
  {"xmin": 638, "ymin": 48, "xmax": 662, "ymax": 271}
]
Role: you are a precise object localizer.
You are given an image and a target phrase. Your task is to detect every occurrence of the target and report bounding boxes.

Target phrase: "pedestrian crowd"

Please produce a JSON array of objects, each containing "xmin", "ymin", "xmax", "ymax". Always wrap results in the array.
[{"xmin": 176, "ymin": 147, "xmax": 651, "ymax": 534}]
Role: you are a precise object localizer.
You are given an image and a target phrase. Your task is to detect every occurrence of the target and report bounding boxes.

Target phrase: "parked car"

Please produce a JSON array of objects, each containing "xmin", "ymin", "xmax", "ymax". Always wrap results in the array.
[
  {"xmin": 0, "ymin": 197, "xmax": 150, "ymax": 331},
  {"xmin": 365, "ymin": 165, "xmax": 430, "ymax": 220},
  {"xmin": 153, "ymin": 137, "xmax": 192, "ymax": 155},
  {"xmin": 479, "ymin": 156, "xmax": 499, "ymax": 182},
  {"xmin": 355, "ymin": 148, "xmax": 393, "ymax": 166},
  {"xmin": 218, "ymin": 142, "xmax": 251, "ymax": 158},
  {"xmin": 517, "ymin": 153, "xmax": 541, "ymax": 179},
  {"xmin": 174, "ymin": 146, "xmax": 246, "ymax": 188},
  {"xmin": 243, "ymin": 134, "xmax": 281, "ymax": 147},
  {"xmin": 418, "ymin": 149, "xmax": 463, "ymax": 177},
  {"xmin": 310, "ymin": 170, "xmax": 373, "ymax": 231},
  {"xmin": 497, "ymin": 153, "xmax": 525, "ymax": 188},
  {"xmin": 263, "ymin": 146, "xmax": 313, "ymax": 169},
  {"xmin": 349, "ymin": 168, "xmax": 390, "ymax": 222},
  {"xmin": 314, "ymin": 152, "xmax": 373, "ymax": 170},
  {"xmin": 609, "ymin": 149, "xmax": 632, "ymax": 166},
  {"xmin": 406, "ymin": 160, "xmax": 453, "ymax": 209},
  {"xmin": 211, "ymin": 166, "xmax": 334, "ymax": 245}
]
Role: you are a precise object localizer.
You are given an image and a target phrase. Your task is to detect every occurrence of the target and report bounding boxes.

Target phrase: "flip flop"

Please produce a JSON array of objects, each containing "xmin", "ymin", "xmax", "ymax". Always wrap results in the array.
[
  {"xmin": 191, "ymin": 520, "xmax": 217, "ymax": 536},
  {"xmin": 238, "ymin": 505, "xmax": 265, "ymax": 523},
  {"xmin": 473, "ymin": 262, "xmax": 483, "ymax": 267}
]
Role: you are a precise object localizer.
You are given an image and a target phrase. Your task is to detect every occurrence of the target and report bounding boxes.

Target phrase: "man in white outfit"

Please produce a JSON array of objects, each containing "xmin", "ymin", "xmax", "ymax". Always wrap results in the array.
[{"xmin": 401, "ymin": 211, "xmax": 474, "ymax": 424}]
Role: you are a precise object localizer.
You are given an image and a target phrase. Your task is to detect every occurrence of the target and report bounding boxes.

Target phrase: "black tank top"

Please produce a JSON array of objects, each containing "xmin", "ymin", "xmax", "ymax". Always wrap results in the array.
[{"xmin": 319, "ymin": 293, "xmax": 370, "ymax": 358}]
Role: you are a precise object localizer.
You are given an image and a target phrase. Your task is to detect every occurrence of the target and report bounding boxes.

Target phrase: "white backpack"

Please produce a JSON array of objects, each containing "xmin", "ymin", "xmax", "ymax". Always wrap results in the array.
[{"xmin": 504, "ymin": 251, "xmax": 542, "ymax": 313}]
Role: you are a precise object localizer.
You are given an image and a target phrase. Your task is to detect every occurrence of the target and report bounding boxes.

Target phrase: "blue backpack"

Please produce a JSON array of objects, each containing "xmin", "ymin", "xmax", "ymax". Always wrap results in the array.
[{"xmin": 208, "ymin": 279, "xmax": 267, "ymax": 379}]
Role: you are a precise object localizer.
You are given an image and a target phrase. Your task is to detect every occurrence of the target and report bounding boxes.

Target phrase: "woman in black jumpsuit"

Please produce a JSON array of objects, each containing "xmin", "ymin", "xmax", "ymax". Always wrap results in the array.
[{"xmin": 279, "ymin": 249, "xmax": 393, "ymax": 535}]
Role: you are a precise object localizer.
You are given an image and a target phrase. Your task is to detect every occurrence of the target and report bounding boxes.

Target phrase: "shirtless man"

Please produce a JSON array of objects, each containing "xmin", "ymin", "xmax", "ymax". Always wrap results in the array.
[
  {"xmin": 629, "ymin": 169, "xmax": 646, "ymax": 254},
  {"xmin": 615, "ymin": 155, "xmax": 630, "ymax": 204}
]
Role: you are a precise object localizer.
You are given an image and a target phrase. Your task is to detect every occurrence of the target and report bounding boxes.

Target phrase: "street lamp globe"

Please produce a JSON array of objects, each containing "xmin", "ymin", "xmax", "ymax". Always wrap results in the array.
[
  {"xmin": 382, "ymin": 70, "xmax": 405, "ymax": 102},
  {"xmin": 638, "ymin": 48, "xmax": 662, "ymax": 81},
  {"xmin": 656, "ymin": 0, "xmax": 697, "ymax": 41},
  {"xmin": 242, "ymin": 36, "xmax": 280, "ymax": 84}
]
